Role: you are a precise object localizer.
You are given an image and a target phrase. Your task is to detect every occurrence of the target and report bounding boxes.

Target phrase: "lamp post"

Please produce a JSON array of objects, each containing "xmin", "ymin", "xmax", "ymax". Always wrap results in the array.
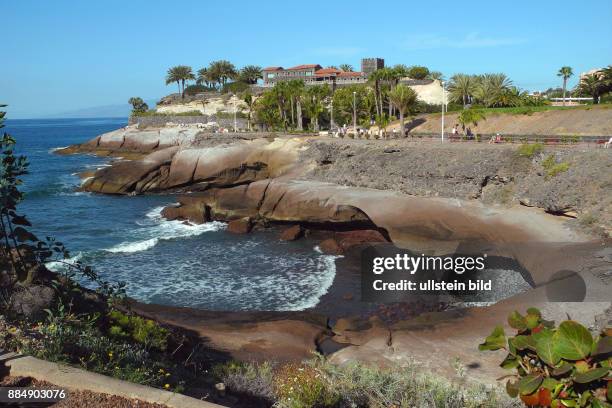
[
  {"xmin": 441, "ymin": 81, "xmax": 445, "ymax": 142},
  {"xmin": 352, "ymin": 91, "xmax": 357, "ymax": 134},
  {"xmin": 233, "ymin": 96, "xmax": 237, "ymax": 133}
]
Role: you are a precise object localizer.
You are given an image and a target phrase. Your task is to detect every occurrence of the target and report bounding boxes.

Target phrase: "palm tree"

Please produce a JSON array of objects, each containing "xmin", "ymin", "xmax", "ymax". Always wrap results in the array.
[
  {"xmin": 387, "ymin": 84, "xmax": 418, "ymax": 136},
  {"xmin": 165, "ymin": 65, "xmax": 195, "ymax": 98},
  {"xmin": 239, "ymin": 65, "xmax": 263, "ymax": 84},
  {"xmin": 428, "ymin": 71, "xmax": 444, "ymax": 82},
  {"xmin": 287, "ymin": 80, "xmax": 305, "ymax": 130},
  {"xmin": 600, "ymin": 66, "xmax": 612, "ymax": 94},
  {"xmin": 495, "ymin": 87, "xmax": 524, "ymax": 108},
  {"xmin": 271, "ymin": 81, "xmax": 291, "ymax": 129},
  {"xmin": 208, "ymin": 60, "xmax": 238, "ymax": 89},
  {"xmin": 575, "ymin": 73, "xmax": 604, "ymax": 104},
  {"xmin": 473, "ymin": 73, "xmax": 513, "ymax": 107},
  {"xmin": 374, "ymin": 113, "xmax": 392, "ymax": 138},
  {"xmin": 367, "ymin": 70, "xmax": 384, "ymax": 117},
  {"xmin": 197, "ymin": 67, "xmax": 213, "ymax": 88},
  {"xmin": 557, "ymin": 66, "xmax": 573, "ymax": 106},
  {"xmin": 448, "ymin": 74, "xmax": 475, "ymax": 107},
  {"xmin": 128, "ymin": 97, "xmax": 148, "ymax": 114},
  {"xmin": 243, "ymin": 92, "xmax": 255, "ymax": 131},
  {"xmin": 457, "ymin": 108, "xmax": 486, "ymax": 132},
  {"xmin": 305, "ymin": 85, "xmax": 331, "ymax": 131},
  {"xmin": 339, "ymin": 64, "xmax": 353, "ymax": 72}
]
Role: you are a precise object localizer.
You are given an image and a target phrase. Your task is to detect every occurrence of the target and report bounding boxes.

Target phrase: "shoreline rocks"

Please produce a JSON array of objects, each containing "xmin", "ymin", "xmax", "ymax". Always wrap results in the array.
[{"xmin": 55, "ymin": 125, "xmax": 612, "ymax": 387}]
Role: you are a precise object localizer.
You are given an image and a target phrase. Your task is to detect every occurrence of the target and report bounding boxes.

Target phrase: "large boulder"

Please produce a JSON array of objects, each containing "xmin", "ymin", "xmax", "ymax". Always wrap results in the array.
[
  {"xmin": 279, "ymin": 225, "xmax": 304, "ymax": 241},
  {"xmin": 9, "ymin": 285, "xmax": 56, "ymax": 319},
  {"xmin": 226, "ymin": 217, "xmax": 253, "ymax": 234}
]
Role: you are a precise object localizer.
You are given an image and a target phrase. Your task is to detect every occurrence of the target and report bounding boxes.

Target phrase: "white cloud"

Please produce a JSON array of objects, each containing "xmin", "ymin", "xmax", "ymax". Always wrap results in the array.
[{"xmin": 402, "ymin": 32, "xmax": 526, "ymax": 50}]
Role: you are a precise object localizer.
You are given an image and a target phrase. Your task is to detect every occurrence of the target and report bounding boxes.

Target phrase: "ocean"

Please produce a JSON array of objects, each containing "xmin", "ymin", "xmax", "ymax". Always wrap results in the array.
[{"xmin": 5, "ymin": 118, "xmax": 339, "ymax": 311}]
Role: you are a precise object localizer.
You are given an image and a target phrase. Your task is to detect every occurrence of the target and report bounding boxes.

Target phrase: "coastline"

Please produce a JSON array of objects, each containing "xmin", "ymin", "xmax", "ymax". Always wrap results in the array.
[{"xmin": 53, "ymin": 123, "xmax": 611, "ymax": 385}]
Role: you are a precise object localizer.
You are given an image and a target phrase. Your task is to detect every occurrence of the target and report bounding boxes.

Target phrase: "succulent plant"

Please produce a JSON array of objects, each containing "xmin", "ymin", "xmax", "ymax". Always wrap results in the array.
[{"xmin": 479, "ymin": 308, "xmax": 611, "ymax": 407}]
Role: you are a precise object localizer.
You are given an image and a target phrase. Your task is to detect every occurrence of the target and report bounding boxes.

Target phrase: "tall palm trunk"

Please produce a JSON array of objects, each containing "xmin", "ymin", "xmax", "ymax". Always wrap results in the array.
[
  {"xmin": 176, "ymin": 81, "xmax": 181, "ymax": 96},
  {"xmin": 290, "ymin": 97, "xmax": 295, "ymax": 128},
  {"xmin": 399, "ymin": 109, "xmax": 405, "ymax": 137},
  {"xmin": 562, "ymin": 77, "xmax": 567, "ymax": 106},
  {"xmin": 296, "ymin": 99, "xmax": 303, "ymax": 131},
  {"xmin": 373, "ymin": 86, "xmax": 380, "ymax": 117}
]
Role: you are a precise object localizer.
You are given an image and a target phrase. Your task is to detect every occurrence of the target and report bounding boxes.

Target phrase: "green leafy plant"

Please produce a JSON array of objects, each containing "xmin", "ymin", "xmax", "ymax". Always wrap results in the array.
[
  {"xmin": 541, "ymin": 155, "xmax": 570, "ymax": 178},
  {"xmin": 108, "ymin": 310, "xmax": 169, "ymax": 351},
  {"xmin": 272, "ymin": 362, "xmax": 339, "ymax": 408},
  {"xmin": 517, "ymin": 143, "xmax": 544, "ymax": 158},
  {"xmin": 480, "ymin": 308, "xmax": 611, "ymax": 407}
]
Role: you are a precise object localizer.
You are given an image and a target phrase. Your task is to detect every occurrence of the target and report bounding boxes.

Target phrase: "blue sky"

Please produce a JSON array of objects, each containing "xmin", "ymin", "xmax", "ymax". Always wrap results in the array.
[{"xmin": 2, "ymin": 0, "xmax": 611, "ymax": 118}]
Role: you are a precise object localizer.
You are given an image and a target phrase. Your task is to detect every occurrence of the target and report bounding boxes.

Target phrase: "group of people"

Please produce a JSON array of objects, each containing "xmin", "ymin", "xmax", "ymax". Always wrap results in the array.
[{"xmin": 450, "ymin": 124, "xmax": 474, "ymax": 139}]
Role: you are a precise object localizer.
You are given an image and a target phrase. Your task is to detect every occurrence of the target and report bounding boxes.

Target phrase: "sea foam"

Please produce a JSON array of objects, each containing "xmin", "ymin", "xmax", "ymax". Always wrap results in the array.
[{"xmin": 104, "ymin": 206, "xmax": 225, "ymax": 254}]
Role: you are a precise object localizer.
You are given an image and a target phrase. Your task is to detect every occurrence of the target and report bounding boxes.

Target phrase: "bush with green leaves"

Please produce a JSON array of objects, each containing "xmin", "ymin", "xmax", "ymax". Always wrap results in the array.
[
  {"xmin": 128, "ymin": 97, "xmax": 148, "ymax": 115},
  {"xmin": 541, "ymin": 155, "xmax": 570, "ymax": 178},
  {"xmin": 479, "ymin": 308, "xmax": 611, "ymax": 407},
  {"xmin": 517, "ymin": 143, "xmax": 544, "ymax": 158},
  {"xmin": 108, "ymin": 310, "xmax": 169, "ymax": 351},
  {"xmin": 214, "ymin": 356, "xmax": 518, "ymax": 408}
]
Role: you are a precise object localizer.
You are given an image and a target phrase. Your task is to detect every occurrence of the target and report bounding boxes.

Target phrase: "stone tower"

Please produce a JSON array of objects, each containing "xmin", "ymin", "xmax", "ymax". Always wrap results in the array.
[{"xmin": 361, "ymin": 58, "xmax": 385, "ymax": 75}]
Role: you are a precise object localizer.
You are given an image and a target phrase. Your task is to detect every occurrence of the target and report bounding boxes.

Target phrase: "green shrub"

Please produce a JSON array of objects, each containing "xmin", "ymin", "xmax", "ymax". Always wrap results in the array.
[
  {"xmin": 213, "ymin": 361, "xmax": 275, "ymax": 400},
  {"xmin": 407, "ymin": 65, "xmax": 430, "ymax": 80},
  {"xmin": 541, "ymin": 155, "xmax": 570, "ymax": 178},
  {"xmin": 547, "ymin": 162, "xmax": 570, "ymax": 178},
  {"xmin": 517, "ymin": 143, "xmax": 544, "ymax": 158},
  {"xmin": 222, "ymin": 81, "xmax": 250, "ymax": 94},
  {"xmin": 479, "ymin": 308, "xmax": 611, "ymax": 407},
  {"xmin": 108, "ymin": 310, "xmax": 169, "ymax": 351},
  {"xmin": 18, "ymin": 311, "xmax": 177, "ymax": 389},
  {"xmin": 214, "ymin": 356, "xmax": 516, "ymax": 408},
  {"xmin": 273, "ymin": 362, "xmax": 338, "ymax": 408},
  {"xmin": 184, "ymin": 84, "xmax": 215, "ymax": 95}
]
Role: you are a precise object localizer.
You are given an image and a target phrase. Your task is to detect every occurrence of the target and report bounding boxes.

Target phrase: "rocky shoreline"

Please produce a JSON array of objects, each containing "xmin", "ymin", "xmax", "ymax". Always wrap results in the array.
[{"xmin": 57, "ymin": 125, "xmax": 611, "ymax": 385}]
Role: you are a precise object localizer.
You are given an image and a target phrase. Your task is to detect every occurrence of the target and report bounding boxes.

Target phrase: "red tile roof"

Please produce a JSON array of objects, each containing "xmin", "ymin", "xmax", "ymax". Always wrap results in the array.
[
  {"xmin": 287, "ymin": 64, "xmax": 321, "ymax": 70},
  {"xmin": 338, "ymin": 71, "xmax": 366, "ymax": 77},
  {"xmin": 315, "ymin": 68, "xmax": 342, "ymax": 76},
  {"xmin": 263, "ymin": 66, "xmax": 283, "ymax": 71}
]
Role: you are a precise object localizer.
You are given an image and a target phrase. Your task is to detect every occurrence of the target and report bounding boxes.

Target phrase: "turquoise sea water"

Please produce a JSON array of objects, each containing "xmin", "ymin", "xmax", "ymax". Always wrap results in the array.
[{"xmin": 5, "ymin": 118, "xmax": 338, "ymax": 311}]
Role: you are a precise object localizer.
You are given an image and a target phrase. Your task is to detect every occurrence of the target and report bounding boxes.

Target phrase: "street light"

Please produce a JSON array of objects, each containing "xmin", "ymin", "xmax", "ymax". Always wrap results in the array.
[
  {"xmin": 441, "ymin": 81, "xmax": 445, "ymax": 142},
  {"xmin": 352, "ymin": 91, "xmax": 357, "ymax": 135},
  {"xmin": 233, "ymin": 96, "xmax": 237, "ymax": 133}
]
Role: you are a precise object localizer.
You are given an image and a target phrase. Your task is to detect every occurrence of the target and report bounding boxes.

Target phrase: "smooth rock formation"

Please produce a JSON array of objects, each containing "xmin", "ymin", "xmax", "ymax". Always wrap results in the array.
[
  {"xmin": 226, "ymin": 217, "xmax": 252, "ymax": 234},
  {"xmin": 279, "ymin": 225, "xmax": 304, "ymax": 241}
]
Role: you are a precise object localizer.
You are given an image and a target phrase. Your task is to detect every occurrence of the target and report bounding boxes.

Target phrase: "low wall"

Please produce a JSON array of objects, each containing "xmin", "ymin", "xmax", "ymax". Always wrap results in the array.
[{"xmin": 129, "ymin": 115, "xmax": 248, "ymax": 129}]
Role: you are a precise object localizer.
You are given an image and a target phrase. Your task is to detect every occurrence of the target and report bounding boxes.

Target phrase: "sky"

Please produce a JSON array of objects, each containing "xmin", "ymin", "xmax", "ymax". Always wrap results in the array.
[{"xmin": 2, "ymin": 0, "xmax": 611, "ymax": 118}]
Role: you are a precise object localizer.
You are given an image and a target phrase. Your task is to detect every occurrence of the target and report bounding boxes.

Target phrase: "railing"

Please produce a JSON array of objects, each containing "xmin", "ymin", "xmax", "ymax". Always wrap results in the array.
[{"xmin": 325, "ymin": 131, "xmax": 611, "ymax": 147}]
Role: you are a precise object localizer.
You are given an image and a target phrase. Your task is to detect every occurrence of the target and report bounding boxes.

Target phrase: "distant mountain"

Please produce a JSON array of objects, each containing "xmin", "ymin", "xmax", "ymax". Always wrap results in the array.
[{"xmin": 49, "ymin": 99, "xmax": 158, "ymax": 118}]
